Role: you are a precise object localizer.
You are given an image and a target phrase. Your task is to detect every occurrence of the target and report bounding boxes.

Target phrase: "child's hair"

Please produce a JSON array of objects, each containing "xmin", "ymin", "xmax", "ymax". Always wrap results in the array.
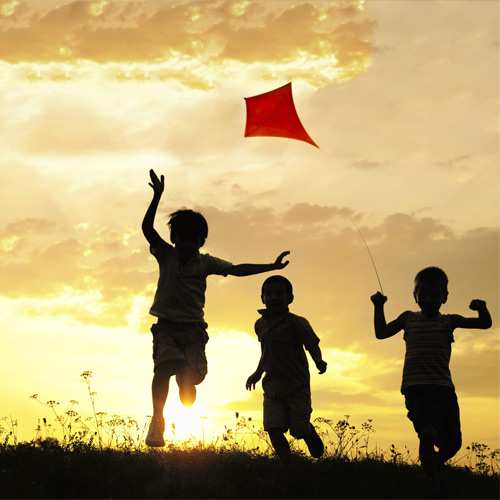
[
  {"xmin": 414, "ymin": 266, "xmax": 448, "ymax": 292},
  {"xmin": 261, "ymin": 275, "xmax": 293, "ymax": 297},
  {"xmin": 168, "ymin": 209, "xmax": 208, "ymax": 245}
]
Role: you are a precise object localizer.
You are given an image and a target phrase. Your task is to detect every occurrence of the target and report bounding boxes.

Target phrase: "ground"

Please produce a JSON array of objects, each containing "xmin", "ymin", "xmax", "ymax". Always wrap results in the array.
[{"xmin": 1, "ymin": 443, "xmax": 498, "ymax": 498}]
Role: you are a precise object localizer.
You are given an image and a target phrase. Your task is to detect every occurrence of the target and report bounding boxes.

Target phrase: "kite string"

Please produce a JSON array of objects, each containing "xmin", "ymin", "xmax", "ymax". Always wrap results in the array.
[{"xmin": 353, "ymin": 223, "xmax": 384, "ymax": 295}]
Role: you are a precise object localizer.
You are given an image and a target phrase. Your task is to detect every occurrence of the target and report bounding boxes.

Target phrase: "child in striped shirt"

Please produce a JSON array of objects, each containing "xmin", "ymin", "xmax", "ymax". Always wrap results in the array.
[{"xmin": 370, "ymin": 267, "xmax": 491, "ymax": 492}]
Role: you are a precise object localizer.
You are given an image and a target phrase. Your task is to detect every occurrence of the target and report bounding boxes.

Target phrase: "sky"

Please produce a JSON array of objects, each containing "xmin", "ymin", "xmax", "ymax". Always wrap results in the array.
[{"xmin": 0, "ymin": 0, "xmax": 498, "ymax": 455}]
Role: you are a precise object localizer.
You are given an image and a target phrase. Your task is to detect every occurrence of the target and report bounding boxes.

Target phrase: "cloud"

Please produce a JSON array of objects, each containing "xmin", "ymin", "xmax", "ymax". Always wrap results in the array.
[
  {"xmin": 18, "ymin": 98, "xmax": 138, "ymax": 154},
  {"xmin": 0, "ymin": 217, "xmax": 155, "ymax": 329},
  {"xmin": 0, "ymin": 0, "xmax": 374, "ymax": 86},
  {"xmin": 434, "ymin": 155, "xmax": 472, "ymax": 170},
  {"xmin": 0, "ymin": 206, "xmax": 497, "ymax": 351},
  {"xmin": 452, "ymin": 333, "xmax": 499, "ymax": 398},
  {"xmin": 0, "ymin": 218, "xmax": 56, "ymax": 252},
  {"xmin": 282, "ymin": 203, "xmax": 358, "ymax": 226}
]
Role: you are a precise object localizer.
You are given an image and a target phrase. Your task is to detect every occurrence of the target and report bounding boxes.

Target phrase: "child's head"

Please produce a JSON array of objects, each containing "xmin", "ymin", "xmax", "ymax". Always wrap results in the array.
[
  {"xmin": 413, "ymin": 266, "xmax": 448, "ymax": 316},
  {"xmin": 168, "ymin": 209, "xmax": 208, "ymax": 254},
  {"xmin": 261, "ymin": 275, "xmax": 294, "ymax": 312}
]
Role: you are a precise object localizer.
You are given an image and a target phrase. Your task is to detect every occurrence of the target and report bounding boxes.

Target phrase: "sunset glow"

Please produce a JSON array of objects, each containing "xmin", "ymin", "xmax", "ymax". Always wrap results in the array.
[{"xmin": 0, "ymin": 0, "xmax": 498, "ymax": 457}]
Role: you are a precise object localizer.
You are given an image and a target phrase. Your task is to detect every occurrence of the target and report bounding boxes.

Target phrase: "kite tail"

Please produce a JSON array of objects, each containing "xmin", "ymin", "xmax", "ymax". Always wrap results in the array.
[{"xmin": 354, "ymin": 224, "xmax": 384, "ymax": 295}]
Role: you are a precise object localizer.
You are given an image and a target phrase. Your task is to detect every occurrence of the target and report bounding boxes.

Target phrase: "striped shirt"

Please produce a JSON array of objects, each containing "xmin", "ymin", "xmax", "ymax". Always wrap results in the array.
[{"xmin": 401, "ymin": 311, "xmax": 455, "ymax": 392}]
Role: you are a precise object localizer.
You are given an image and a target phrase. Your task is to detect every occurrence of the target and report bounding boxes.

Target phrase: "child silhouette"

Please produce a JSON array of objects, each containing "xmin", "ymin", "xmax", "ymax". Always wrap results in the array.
[
  {"xmin": 371, "ymin": 266, "xmax": 492, "ymax": 493},
  {"xmin": 246, "ymin": 275, "xmax": 327, "ymax": 462},
  {"xmin": 142, "ymin": 170, "xmax": 290, "ymax": 447}
]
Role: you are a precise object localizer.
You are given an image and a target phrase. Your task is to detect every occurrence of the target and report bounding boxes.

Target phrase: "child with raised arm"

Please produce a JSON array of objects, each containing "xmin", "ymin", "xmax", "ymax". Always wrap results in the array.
[
  {"xmin": 370, "ymin": 266, "xmax": 492, "ymax": 491},
  {"xmin": 246, "ymin": 275, "xmax": 327, "ymax": 462},
  {"xmin": 143, "ymin": 170, "xmax": 291, "ymax": 447}
]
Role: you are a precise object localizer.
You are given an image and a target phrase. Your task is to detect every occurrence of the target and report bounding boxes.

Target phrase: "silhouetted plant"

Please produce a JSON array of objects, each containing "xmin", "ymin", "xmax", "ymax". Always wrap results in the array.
[{"xmin": 4, "ymin": 371, "xmax": 497, "ymax": 477}]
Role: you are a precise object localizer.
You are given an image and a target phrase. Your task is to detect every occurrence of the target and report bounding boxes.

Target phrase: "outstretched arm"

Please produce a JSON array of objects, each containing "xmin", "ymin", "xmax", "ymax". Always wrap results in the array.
[
  {"xmin": 142, "ymin": 169, "xmax": 167, "ymax": 246},
  {"xmin": 450, "ymin": 300, "xmax": 492, "ymax": 330},
  {"xmin": 370, "ymin": 292, "xmax": 407, "ymax": 339},
  {"xmin": 228, "ymin": 251, "xmax": 290, "ymax": 277}
]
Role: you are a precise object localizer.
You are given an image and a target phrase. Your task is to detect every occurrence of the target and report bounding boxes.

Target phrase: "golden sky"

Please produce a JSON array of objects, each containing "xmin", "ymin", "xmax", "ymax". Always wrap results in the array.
[{"xmin": 0, "ymin": 0, "xmax": 498, "ymax": 452}]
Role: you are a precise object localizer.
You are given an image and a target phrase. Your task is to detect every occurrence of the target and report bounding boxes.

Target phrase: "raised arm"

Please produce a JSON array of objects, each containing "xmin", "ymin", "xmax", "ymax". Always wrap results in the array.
[
  {"xmin": 450, "ymin": 299, "xmax": 492, "ymax": 330},
  {"xmin": 370, "ymin": 292, "xmax": 407, "ymax": 339},
  {"xmin": 142, "ymin": 169, "xmax": 167, "ymax": 247},
  {"xmin": 228, "ymin": 251, "xmax": 290, "ymax": 277}
]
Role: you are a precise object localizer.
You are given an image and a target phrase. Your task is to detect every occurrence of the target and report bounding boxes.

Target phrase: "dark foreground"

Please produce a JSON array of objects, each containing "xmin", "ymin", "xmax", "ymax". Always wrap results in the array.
[{"xmin": 1, "ymin": 444, "xmax": 498, "ymax": 499}]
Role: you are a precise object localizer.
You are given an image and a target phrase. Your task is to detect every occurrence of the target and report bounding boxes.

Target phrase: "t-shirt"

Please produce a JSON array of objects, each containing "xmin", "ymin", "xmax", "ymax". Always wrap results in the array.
[
  {"xmin": 149, "ymin": 239, "xmax": 233, "ymax": 323},
  {"xmin": 255, "ymin": 309, "xmax": 320, "ymax": 396},
  {"xmin": 401, "ymin": 311, "xmax": 455, "ymax": 392}
]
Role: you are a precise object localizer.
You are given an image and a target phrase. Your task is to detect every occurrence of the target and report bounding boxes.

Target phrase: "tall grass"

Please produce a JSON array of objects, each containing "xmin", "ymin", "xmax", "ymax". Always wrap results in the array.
[{"xmin": 0, "ymin": 370, "xmax": 498, "ymax": 477}]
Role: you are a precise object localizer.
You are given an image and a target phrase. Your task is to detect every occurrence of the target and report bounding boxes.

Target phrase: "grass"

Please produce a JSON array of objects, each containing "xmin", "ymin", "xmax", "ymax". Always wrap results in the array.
[
  {"xmin": 1, "ymin": 443, "xmax": 499, "ymax": 498},
  {"xmin": 0, "ymin": 371, "xmax": 498, "ymax": 498}
]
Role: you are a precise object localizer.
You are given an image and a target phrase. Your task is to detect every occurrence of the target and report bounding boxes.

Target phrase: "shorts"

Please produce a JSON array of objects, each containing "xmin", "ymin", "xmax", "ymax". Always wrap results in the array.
[
  {"xmin": 403, "ymin": 384, "xmax": 461, "ymax": 447},
  {"xmin": 263, "ymin": 386, "xmax": 312, "ymax": 438},
  {"xmin": 151, "ymin": 319, "xmax": 208, "ymax": 385}
]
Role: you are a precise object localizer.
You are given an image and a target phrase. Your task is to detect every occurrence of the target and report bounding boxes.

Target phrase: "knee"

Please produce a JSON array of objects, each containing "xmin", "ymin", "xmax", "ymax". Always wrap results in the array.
[
  {"xmin": 189, "ymin": 372, "xmax": 205, "ymax": 386},
  {"xmin": 154, "ymin": 366, "xmax": 174, "ymax": 382},
  {"xmin": 177, "ymin": 366, "xmax": 206, "ymax": 387},
  {"xmin": 290, "ymin": 422, "xmax": 310, "ymax": 439},
  {"xmin": 419, "ymin": 425, "xmax": 438, "ymax": 442},
  {"xmin": 268, "ymin": 428, "xmax": 286, "ymax": 439},
  {"xmin": 155, "ymin": 361, "xmax": 181, "ymax": 379}
]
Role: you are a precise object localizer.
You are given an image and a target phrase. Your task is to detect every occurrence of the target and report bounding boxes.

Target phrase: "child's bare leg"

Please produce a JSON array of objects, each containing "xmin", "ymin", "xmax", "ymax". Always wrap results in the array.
[
  {"xmin": 302, "ymin": 424, "xmax": 324, "ymax": 458},
  {"xmin": 437, "ymin": 394, "xmax": 461, "ymax": 466},
  {"xmin": 437, "ymin": 434, "xmax": 461, "ymax": 465},
  {"xmin": 268, "ymin": 429, "xmax": 291, "ymax": 463},
  {"xmin": 419, "ymin": 426, "xmax": 439, "ymax": 478},
  {"xmin": 147, "ymin": 364, "xmax": 177, "ymax": 447},
  {"xmin": 176, "ymin": 343, "xmax": 207, "ymax": 407},
  {"xmin": 176, "ymin": 367, "xmax": 196, "ymax": 407},
  {"xmin": 152, "ymin": 365, "xmax": 174, "ymax": 417}
]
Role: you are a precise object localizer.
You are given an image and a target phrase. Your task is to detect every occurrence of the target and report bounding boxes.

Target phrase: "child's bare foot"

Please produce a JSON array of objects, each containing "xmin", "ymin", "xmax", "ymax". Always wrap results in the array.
[
  {"xmin": 176, "ymin": 370, "xmax": 197, "ymax": 406},
  {"xmin": 268, "ymin": 429, "xmax": 291, "ymax": 463},
  {"xmin": 146, "ymin": 415, "xmax": 165, "ymax": 447},
  {"xmin": 304, "ymin": 424, "xmax": 324, "ymax": 458},
  {"xmin": 179, "ymin": 383, "xmax": 196, "ymax": 406}
]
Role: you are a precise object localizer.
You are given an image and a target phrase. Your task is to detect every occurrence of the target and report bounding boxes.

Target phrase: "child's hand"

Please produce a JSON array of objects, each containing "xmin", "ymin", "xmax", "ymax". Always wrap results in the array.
[
  {"xmin": 316, "ymin": 360, "xmax": 327, "ymax": 374},
  {"xmin": 469, "ymin": 299, "xmax": 487, "ymax": 311},
  {"xmin": 273, "ymin": 251, "xmax": 290, "ymax": 270},
  {"xmin": 148, "ymin": 169, "xmax": 165, "ymax": 196},
  {"xmin": 246, "ymin": 372, "xmax": 261, "ymax": 390},
  {"xmin": 370, "ymin": 291, "xmax": 387, "ymax": 307}
]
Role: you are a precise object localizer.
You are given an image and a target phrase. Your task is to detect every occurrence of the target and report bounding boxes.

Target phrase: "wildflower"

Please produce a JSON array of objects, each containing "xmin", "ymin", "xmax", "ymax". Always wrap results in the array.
[{"xmin": 80, "ymin": 370, "xmax": 93, "ymax": 381}]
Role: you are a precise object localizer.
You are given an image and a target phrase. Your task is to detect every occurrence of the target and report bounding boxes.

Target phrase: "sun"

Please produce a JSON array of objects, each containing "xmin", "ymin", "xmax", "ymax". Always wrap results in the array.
[{"xmin": 163, "ymin": 397, "xmax": 208, "ymax": 442}]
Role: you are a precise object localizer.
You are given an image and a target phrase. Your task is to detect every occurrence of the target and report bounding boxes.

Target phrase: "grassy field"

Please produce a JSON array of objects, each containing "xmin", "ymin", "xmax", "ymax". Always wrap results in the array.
[
  {"xmin": 1, "ymin": 372, "xmax": 497, "ymax": 498},
  {"xmin": 1, "ymin": 442, "xmax": 499, "ymax": 499}
]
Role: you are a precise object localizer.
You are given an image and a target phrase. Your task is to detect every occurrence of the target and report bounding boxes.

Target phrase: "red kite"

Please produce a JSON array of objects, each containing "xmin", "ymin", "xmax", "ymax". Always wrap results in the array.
[{"xmin": 244, "ymin": 82, "xmax": 319, "ymax": 148}]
